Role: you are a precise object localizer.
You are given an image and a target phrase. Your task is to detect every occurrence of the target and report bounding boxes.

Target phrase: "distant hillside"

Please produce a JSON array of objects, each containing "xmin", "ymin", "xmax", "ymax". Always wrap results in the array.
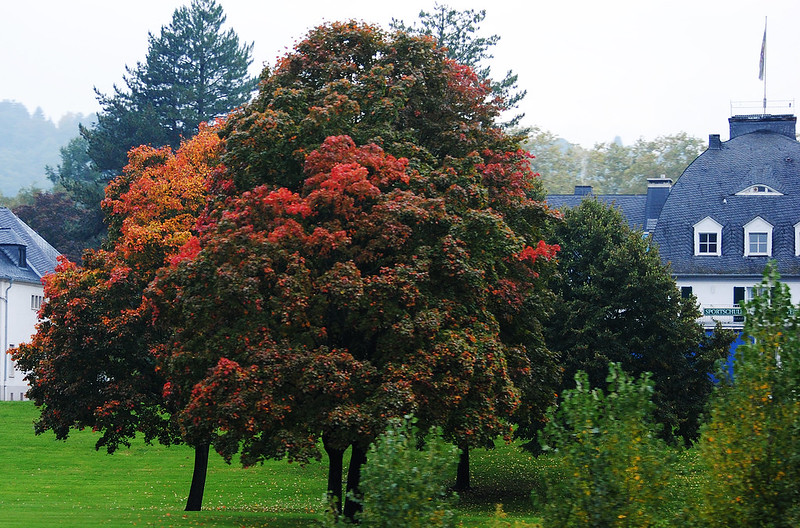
[{"xmin": 0, "ymin": 100, "xmax": 95, "ymax": 196}]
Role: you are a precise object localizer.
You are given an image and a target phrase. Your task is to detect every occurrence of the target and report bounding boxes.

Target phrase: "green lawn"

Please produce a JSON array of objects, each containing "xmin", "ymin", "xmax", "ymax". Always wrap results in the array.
[{"xmin": 0, "ymin": 402, "xmax": 544, "ymax": 527}]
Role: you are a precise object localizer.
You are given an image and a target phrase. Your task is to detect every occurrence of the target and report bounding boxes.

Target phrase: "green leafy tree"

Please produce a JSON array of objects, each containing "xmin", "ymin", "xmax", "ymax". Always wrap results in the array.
[
  {"xmin": 47, "ymin": 135, "xmax": 107, "ymax": 210},
  {"xmin": 544, "ymin": 199, "xmax": 733, "ymax": 443},
  {"xmin": 19, "ymin": 133, "xmax": 109, "ymax": 260},
  {"xmin": 83, "ymin": 0, "xmax": 256, "ymax": 177},
  {"xmin": 391, "ymin": 3, "xmax": 525, "ymax": 126},
  {"xmin": 583, "ymin": 133, "xmax": 704, "ymax": 194},
  {"xmin": 697, "ymin": 264, "xmax": 800, "ymax": 527},
  {"xmin": 537, "ymin": 364, "xmax": 679, "ymax": 527},
  {"xmin": 147, "ymin": 21, "xmax": 559, "ymax": 520},
  {"xmin": 523, "ymin": 128, "xmax": 588, "ymax": 194}
]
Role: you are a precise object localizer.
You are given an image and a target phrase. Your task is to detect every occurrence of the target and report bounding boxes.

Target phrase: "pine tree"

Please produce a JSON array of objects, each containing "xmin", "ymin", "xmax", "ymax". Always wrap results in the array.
[{"xmin": 84, "ymin": 0, "xmax": 257, "ymax": 176}]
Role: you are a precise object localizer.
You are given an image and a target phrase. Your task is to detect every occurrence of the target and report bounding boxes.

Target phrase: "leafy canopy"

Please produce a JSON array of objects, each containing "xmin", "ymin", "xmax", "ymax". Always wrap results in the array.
[
  {"xmin": 391, "ymin": 3, "xmax": 525, "ymax": 126},
  {"xmin": 544, "ymin": 198, "xmax": 733, "ymax": 443},
  {"xmin": 149, "ymin": 21, "xmax": 559, "ymax": 474},
  {"xmin": 13, "ymin": 124, "xmax": 223, "ymax": 453}
]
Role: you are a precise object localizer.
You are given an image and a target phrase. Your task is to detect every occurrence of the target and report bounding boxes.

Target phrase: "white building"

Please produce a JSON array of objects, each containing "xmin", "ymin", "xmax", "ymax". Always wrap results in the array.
[
  {"xmin": 0, "ymin": 208, "xmax": 60, "ymax": 401},
  {"xmin": 548, "ymin": 113, "xmax": 800, "ymax": 333}
]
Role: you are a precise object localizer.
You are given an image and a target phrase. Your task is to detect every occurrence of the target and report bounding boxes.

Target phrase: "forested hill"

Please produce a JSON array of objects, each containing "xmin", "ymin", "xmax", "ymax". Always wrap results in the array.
[{"xmin": 0, "ymin": 100, "xmax": 94, "ymax": 196}]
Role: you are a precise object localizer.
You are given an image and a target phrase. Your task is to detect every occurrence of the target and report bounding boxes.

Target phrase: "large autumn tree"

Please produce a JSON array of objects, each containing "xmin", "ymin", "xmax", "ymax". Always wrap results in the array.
[
  {"xmin": 12, "ymin": 125, "xmax": 222, "ymax": 511},
  {"xmin": 148, "ymin": 21, "xmax": 559, "ymax": 518}
]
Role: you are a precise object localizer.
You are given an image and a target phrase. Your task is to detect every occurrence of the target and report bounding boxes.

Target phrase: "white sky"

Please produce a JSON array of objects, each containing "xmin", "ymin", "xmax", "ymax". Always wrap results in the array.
[{"xmin": 1, "ymin": 0, "xmax": 799, "ymax": 147}]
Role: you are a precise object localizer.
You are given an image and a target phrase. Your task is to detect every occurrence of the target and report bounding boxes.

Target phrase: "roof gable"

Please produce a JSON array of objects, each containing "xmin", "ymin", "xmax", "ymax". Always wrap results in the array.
[{"xmin": 0, "ymin": 208, "xmax": 59, "ymax": 282}]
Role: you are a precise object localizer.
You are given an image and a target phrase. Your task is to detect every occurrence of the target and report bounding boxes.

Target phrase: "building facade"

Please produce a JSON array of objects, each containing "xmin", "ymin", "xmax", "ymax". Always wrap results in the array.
[
  {"xmin": 548, "ymin": 114, "xmax": 800, "ymax": 331},
  {"xmin": 0, "ymin": 208, "xmax": 60, "ymax": 401}
]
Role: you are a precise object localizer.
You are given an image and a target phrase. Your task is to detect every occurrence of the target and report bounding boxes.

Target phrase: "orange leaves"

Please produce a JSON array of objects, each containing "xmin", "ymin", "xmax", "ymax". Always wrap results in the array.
[{"xmin": 103, "ymin": 123, "xmax": 223, "ymax": 267}]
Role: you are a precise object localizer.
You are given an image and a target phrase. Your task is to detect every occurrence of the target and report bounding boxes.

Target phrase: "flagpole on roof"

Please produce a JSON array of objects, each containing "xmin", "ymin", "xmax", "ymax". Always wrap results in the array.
[{"xmin": 759, "ymin": 17, "xmax": 767, "ymax": 114}]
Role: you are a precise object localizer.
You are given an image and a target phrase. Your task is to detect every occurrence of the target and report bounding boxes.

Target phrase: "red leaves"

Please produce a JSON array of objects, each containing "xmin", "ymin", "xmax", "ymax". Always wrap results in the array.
[
  {"xmin": 169, "ymin": 236, "xmax": 201, "ymax": 267},
  {"xmin": 517, "ymin": 240, "xmax": 560, "ymax": 264}
]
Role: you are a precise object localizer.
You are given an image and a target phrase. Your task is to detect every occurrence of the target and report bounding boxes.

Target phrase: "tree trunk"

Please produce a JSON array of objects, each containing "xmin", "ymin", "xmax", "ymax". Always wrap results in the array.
[
  {"xmin": 343, "ymin": 443, "xmax": 367, "ymax": 521},
  {"xmin": 454, "ymin": 446, "xmax": 470, "ymax": 491},
  {"xmin": 185, "ymin": 443, "xmax": 210, "ymax": 511},
  {"xmin": 323, "ymin": 436, "xmax": 346, "ymax": 513}
]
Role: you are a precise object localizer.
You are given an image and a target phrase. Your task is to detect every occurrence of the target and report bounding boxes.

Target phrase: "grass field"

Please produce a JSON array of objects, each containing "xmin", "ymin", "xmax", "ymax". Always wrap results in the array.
[{"xmin": 0, "ymin": 402, "xmax": 544, "ymax": 527}]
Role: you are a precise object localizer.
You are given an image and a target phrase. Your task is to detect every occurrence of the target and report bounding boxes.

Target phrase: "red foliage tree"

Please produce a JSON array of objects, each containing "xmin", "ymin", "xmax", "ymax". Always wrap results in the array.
[
  {"xmin": 13, "ymin": 124, "xmax": 222, "ymax": 511},
  {"xmin": 151, "ymin": 22, "xmax": 561, "ymax": 512}
]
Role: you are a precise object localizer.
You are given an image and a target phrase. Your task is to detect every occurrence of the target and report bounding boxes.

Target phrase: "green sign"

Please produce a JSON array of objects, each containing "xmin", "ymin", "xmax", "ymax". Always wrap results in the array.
[
  {"xmin": 703, "ymin": 307, "xmax": 743, "ymax": 316},
  {"xmin": 703, "ymin": 307, "xmax": 795, "ymax": 316}
]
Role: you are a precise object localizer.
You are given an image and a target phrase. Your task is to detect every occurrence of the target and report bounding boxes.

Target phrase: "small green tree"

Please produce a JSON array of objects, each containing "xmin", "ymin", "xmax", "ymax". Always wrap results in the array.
[
  {"xmin": 537, "ymin": 363, "xmax": 678, "ymax": 527},
  {"xmin": 697, "ymin": 263, "xmax": 800, "ymax": 527},
  {"xmin": 321, "ymin": 417, "xmax": 459, "ymax": 528}
]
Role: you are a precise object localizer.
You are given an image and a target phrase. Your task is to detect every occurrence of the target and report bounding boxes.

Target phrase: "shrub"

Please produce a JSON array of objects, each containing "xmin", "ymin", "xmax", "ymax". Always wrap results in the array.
[
  {"xmin": 536, "ymin": 363, "xmax": 678, "ymax": 527},
  {"xmin": 321, "ymin": 417, "xmax": 459, "ymax": 527},
  {"xmin": 696, "ymin": 265, "xmax": 800, "ymax": 527}
]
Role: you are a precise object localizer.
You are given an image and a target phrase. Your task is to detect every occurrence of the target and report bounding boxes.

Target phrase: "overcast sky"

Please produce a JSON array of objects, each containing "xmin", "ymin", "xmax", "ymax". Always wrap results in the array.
[{"xmin": 2, "ymin": 0, "xmax": 799, "ymax": 147}]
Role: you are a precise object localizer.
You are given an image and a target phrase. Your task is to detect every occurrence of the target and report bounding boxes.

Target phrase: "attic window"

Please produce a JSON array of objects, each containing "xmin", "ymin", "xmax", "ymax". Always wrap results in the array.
[
  {"xmin": 693, "ymin": 216, "xmax": 723, "ymax": 256},
  {"xmin": 736, "ymin": 184, "xmax": 783, "ymax": 196},
  {"xmin": 743, "ymin": 217, "xmax": 773, "ymax": 257}
]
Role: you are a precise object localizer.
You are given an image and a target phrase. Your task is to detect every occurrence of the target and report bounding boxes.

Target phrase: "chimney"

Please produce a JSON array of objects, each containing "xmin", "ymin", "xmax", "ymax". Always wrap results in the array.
[
  {"xmin": 574, "ymin": 185, "xmax": 593, "ymax": 196},
  {"xmin": 644, "ymin": 177, "xmax": 672, "ymax": 233},
  {"xmin": 708, "ymin": 134, "xmax": 721, "ymax": 149}
]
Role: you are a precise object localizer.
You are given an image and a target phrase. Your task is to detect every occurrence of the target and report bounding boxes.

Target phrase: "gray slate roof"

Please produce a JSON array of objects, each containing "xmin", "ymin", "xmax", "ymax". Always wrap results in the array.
[
  {"xmin": 0, "ymin": 208, "xmax": 59, "ymax": 283},
  {"xmin": 546, "ymin": 193, "xmax": 647, "ymax": 231},
  {"xmin": 652, "ymin": 130, "xmax": 800, "ymax": 277}
]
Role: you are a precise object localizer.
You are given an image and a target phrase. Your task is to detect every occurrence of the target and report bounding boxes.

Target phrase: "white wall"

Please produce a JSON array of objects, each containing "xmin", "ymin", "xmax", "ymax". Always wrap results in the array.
[
  {"xmin": 1, "ymin": 279, "xmax": 44, "ymax": 401},
  {"xmin": 677, "ymin": 276, "xmax": 800, "ymax": 330}
]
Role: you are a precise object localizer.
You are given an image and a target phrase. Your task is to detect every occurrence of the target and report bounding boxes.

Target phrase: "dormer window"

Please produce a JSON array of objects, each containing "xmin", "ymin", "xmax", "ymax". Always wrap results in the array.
[
  {"xmin": 735, "ymin": 184, "xmax": 783, "ymax": 196},
  {"xmin": 694, "ymin": 217, "xmax": 723, "ymax": 256},
  {"xmin": 743, "ymin": 217, "xmax": 773, "ymax": 257}
]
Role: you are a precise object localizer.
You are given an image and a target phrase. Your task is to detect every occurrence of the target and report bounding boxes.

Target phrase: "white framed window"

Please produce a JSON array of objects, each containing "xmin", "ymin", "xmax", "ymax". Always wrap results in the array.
[
  {"xmin": 699, "ymin": 233, "xmax": 718, "ymax": 253},
  {"xmin": 693, "ymin": 217, "xmax": 722, "ymax": 256},
  {"xmin": 743, "ymin": 217, "xmax": 773, "ymax": 257}
]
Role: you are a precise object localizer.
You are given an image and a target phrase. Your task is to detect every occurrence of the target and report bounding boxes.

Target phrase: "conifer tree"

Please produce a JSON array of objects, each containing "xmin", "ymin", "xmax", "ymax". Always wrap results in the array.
[{"xmin": 83, "ymin": 0, "xmax": 257, "ymax": 176}]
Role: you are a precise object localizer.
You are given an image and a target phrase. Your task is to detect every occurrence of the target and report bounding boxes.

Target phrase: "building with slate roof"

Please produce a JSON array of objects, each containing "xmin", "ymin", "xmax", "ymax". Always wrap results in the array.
[
  {"xmin": 547, "ymin": 113, "xmax": 800, "ymax": 331},
  {"xmin": 0, "ymin": 207, "xmax": 60, "ymax": 401}
]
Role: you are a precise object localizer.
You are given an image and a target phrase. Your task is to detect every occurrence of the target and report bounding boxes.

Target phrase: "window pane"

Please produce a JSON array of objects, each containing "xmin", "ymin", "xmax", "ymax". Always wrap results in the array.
[
  {"xmin": 699, "ymin": 232, "xmax": 718, "ymax": 253},
  {"xmin": 749, "ymin": 232, "xmax": 767, "ymax": 254}
]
